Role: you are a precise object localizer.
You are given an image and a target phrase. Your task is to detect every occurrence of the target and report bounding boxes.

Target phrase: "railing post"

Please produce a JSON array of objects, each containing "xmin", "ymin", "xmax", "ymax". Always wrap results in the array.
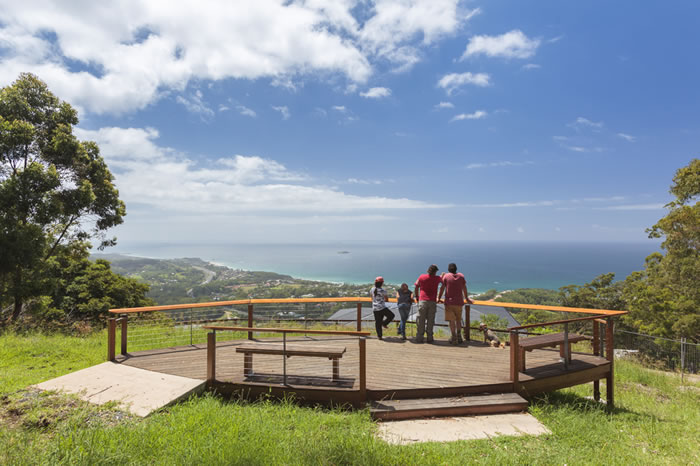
[
  {"xmin": 108, "ymin": 318, "xmax": 116, "ymax": 361},
  {"xmin": 356, "ymin": 302, "xmax": 362, "ymax": 332},
  {"xmin": 593, "ymin": 321, "xmax": 600, "ymax": 401},
  {"xmin": 283, "ymin": 332, "xmax": 287, "ymax": 386},
  {"xmin": 510, "ymin": 331, "xmax": 519, "ymax": 388},
  {"xmin": 248, "ymin": 304, "xmax": 254, "ymax": 340},
  {"xmin": 190, "ymin": 308, "xmax": 193, "ymax": 346},
  {"xmin": 606, "ymin": 318, "xmax": 615, "ymax": 410},
  {"xmin": 563, "ymin": 322, "xmax": 569, "ymax": 370},
  {"xmin": 120, "ymin": 316, "xmax": 128, "ymax": 355},
  {"xmin": 464, "ymin": 304, "xmax": 471, "ymax": 341},
  {"xmin": 207, "ymin": 331, "xmax": 216, "ymax": 383},
  {"xmin": 359, "ymin": 337, "xmax": 367, "ymax": 405}
]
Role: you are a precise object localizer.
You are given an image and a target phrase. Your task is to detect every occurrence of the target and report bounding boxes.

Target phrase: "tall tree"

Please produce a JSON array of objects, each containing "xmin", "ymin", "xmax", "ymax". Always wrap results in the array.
[
  {"xmin": 0, "ymin": 73, "xmax": 125, "ymax": 321},
  {"xmin": 624, "ymin": 159, "xmax": 699, "ymax": 342}
]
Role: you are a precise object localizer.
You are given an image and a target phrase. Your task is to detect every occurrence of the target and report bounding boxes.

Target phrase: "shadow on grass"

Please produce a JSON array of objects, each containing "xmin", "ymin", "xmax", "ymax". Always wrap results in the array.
[{"xmin": 531, "ymin": 390, "xmax": 646, "ymax": 419}]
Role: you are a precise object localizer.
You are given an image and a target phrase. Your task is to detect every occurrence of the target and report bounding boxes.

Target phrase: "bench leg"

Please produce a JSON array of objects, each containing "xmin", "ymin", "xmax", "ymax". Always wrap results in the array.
[
  {"xmin": 243, "ymin": 353, "xmax": 253, "ymax": 377},
  {"xmin": 519, "ymin": 348, "xmax": 526, "ymax": 372},
  {"xmin": 332, "ymin": 358, "xmax": 340, "ymax": 381},
  {"xmin": 559, "ymin": 343, "xmax": 573, "ymax": 362}
]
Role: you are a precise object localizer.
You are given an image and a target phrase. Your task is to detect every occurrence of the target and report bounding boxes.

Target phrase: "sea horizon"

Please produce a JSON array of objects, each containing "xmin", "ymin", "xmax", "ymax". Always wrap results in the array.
[{"xmin": 108, "ymin": 239, "xmax": 662, "ymax": 294}]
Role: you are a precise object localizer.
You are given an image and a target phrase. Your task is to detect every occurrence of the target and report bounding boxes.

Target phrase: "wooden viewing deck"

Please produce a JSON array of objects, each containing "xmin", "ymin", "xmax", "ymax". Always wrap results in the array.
[
  {"xmin": 114, "ymin": 335, "xmax": 611, "ymax": 405},
  {"xmin": 108, "ymin": 297, "xmax": 625, "ymax": 415}
]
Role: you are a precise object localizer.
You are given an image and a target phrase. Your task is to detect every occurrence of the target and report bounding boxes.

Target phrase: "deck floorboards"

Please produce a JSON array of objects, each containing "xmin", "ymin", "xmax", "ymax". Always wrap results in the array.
[{"xmin": 116, "ymin": 336, "xmax": 609, "ymax": 395}]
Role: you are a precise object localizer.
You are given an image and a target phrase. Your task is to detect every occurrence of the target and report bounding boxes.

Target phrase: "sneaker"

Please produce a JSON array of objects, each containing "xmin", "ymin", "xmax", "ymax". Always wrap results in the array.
[
  {"xmin": 457, "ymin": 334, "xmax": 464, "ymax": 344},
  {"xmin": 427, "ymin": 337, "xmax": 434, "ymax": 343},
  {"xmin": 401, "ymin": 334, "xmax": 407, "ymax": 340},
  {"xmin": 449, "ymin": 336, "xmax": 457, "ymax": 345}
]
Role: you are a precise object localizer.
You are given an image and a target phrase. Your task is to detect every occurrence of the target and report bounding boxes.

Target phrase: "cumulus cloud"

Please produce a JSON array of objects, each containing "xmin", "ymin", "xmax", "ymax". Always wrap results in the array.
[
  {"xmin": 521, "ymin": 63, "xmax": 541, "ymax": 70},
  {"xmin": 437, "ymin": 72, "xmax": 491, "ymax": 95},
  {"xmin": 0, "ymin": 1, "xmax": 475, "ymax": 115},
  {"xmin": 360, "ymin": 87, "xmax": 391, "ymax": 98},
  {"xmin": 73, "ymin": 126, "xmax": 447, "ymax": 214},
  {"xmin": 461, "ymin": 30, "xmax": 541, "ymax": 60},
  {"xmin": 450, "ymin": 110, "xmax": 487, "ymax": 122}
]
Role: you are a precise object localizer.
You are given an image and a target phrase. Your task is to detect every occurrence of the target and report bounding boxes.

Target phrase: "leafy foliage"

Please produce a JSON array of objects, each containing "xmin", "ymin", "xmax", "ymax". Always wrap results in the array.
[
  {"xmin": 624, "ymin": 159, "xmax": 699, "ymax": 342},
  {"xmin": 1, "ymin": 73, "xmax": 125, "ymax": 321}
]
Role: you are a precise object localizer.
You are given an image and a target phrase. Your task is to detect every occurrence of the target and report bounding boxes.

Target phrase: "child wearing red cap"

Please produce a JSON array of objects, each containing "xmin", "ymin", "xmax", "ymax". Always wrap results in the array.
[{"xmin": 370, "ymin": 276, "xmax": 395, "ymax": 340}]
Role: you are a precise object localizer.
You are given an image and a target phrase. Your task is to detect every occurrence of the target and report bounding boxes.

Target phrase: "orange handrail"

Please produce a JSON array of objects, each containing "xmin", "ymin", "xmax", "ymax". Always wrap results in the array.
[{"xmin": 109, "ymin": 297, "xmax": 627, "ymax": 316}]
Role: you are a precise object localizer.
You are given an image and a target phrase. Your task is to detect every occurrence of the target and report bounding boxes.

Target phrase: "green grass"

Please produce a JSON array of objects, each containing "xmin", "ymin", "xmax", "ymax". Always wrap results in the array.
[{"xmin": 1, "ymin": 331, "xmax": 698, "ymax": 465}]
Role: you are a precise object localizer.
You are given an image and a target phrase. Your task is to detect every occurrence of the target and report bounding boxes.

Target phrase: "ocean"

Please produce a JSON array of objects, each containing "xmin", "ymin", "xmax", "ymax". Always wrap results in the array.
[{"xmin": 111, "ymin": 240, "xmax": 661, "ymax": 293}]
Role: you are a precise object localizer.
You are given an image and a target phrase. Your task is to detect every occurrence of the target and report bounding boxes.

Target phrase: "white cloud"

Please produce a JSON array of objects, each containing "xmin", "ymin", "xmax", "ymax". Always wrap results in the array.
[
  {"xmin": 434, "ymin": 101, "xmax": 454, "ymax": 110},
  {"xmin": 521, "ymin": 63, "xmax": 541, "ymax": 70},
  {"xmin": 437, "ymin": 72, "xmax": 491, "ymax": 95},
  {"xmin": 555, "ymin": 226, "xmax": 561, "ymax": 232},
  {"xmin": 595, "ymin": 204, "xmax": 665, "ymax": 211},
  {"xmin": 433, "ymin": 227, "xmax": 449, "ymax": 233},
  {"xmin": 74, "ymin": 126, "xmax": 448, "ymax": 214},
  {"xmin": 0, "ymin": 1, "xmax": 474, "ymax": 115},
  {"xmin": 360, "ymin": 87, "xmax": 391, "ymax": 98},
  {"xmin": 461, "ymin": 30, "xmax": 541, "ymax": 60},
  {"xmin": 272, "ymin": 105, "xmax": 290, "ymax": 120},
  {"xmin": 236, "ymin": 105, "xmax": 257, "ymax": 118},
  {"xmin": 569, "ymin": 117, "xmax": 604, "ymax": 130},
  {"xmin": 466, "ymin": 161, "xmax": 533, "ymax": 169},
  {"xmin": 516, "ymin": 226, "xmax": 525, "ymax": 233},
  {"xmin": 332, "ymin": 105, "xmax": 347, "ymax": 112},
  {"xmin": 617, "ymin": 133, "xmax": 636, "ymax": 142},
  {"xmin": 450, "ymin": 110, "xmax": 487, "ymax": 122},
  {"xmin": 347, "ymin": 178, "xmax": 382, "ymax": 185},
  {"xmin": 566, "ymin": 146, "xmax": 588, "ymax": 153},
  {"xmin": 175, "ymin": 90, "xmax": 214, "ymax": 118}
]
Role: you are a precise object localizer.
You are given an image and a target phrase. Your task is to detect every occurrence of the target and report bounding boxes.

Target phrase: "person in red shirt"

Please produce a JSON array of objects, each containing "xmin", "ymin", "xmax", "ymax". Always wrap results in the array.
[
  {"xmin": 438, "ymin": 263, "xmax": 474, "ymax": 345},
  {"xmin": 413, "ymin": 264, "xmax": 442, "ymax": 343}
]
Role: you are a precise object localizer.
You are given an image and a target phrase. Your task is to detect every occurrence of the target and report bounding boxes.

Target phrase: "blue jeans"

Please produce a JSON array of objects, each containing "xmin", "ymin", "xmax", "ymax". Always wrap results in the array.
[{"xmin": 397, "ymin": 304, "xmax": 411, "ymax": 336}]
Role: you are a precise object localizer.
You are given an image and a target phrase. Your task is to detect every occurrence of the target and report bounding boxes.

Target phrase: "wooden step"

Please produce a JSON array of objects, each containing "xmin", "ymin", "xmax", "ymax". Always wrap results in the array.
[{"xmin": 370, "ymin": 393, "xmax": 528, "ymax": 421}]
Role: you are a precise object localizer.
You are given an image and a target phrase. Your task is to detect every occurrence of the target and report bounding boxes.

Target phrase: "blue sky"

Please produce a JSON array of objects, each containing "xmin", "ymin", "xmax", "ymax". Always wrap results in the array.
[{"xmin": 1, "ymin": 1, "xmax": 698, "ymax": 244}]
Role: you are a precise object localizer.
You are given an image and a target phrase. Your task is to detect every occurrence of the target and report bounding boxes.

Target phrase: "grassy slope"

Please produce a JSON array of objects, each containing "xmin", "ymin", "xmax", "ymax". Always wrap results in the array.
[{"xmin": 1, "ymin": 332, "xmax": 698, "ymax": 465}]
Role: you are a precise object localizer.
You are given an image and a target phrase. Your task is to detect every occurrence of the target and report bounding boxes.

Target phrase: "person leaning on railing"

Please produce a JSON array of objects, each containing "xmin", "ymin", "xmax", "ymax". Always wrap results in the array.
[
  {"xmin": 414, "ymin": 264, "xmax": 442, "ymax": 344},
  {"xmin": 370, "ymin": 276, "xmax": 395, "ymax": 340}
]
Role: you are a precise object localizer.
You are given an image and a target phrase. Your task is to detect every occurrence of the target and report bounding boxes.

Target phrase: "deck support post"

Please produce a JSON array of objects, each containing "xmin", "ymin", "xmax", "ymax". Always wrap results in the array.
[
  {"xmin": 509, "ymin": 331, "xmax": 519, "ymax": 390},
  {"xmin": 248, "ymin": 304, "xmax": 254, "ymax": 340},
  {"xmin": 356, "ymin": 303, "xmax": 362, "ymax": 332},
  {"xmin": 605, "ymin": 318, "xmax": 615, "ymax": 410},
  {"xmin": 108, "ymin": 318, "xmax": 116, "ymax": 361},
  {"xmin": 207, "ymin": 331, "xmax": 216, "ymax": 383},
  {"xmin": 593, "ymin": 321, "xmax": 600, "ymax": 401},
  {"xmin": 120, "ymin": 316, "xmax": 128, "ymax": 356},
  {"xmin": 359, "ymin": 337, "xmax": 367, "ymax": 405}
]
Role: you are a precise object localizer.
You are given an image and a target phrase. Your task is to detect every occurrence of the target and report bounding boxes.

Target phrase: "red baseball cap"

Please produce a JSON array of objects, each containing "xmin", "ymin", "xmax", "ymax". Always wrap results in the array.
[{"xmin": 375, "ymin": 276, "xmax": 384, "ymax": 282}]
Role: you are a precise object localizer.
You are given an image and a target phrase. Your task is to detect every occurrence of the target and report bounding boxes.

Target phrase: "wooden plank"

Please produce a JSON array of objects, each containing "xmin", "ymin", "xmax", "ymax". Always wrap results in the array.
[
  {"xmin": 359, "ymin": 338, "xmax": 366, "ymax": 402},
  {"xmin": 120, "ymin": 317, "xmax": 128, "ymax": 355},
  {"xmin": 247, "ymin": 304, "xmax": 254, "ymax": 340},
  {"xmin": 510, "ymin": 332, "xmax": 519, "ymax": 384},
  {"xmin": 108, "ymin": 318, "xmax": 116, "ymax": 361},
  {"xmin": 236, "ymin": 343, "xmax": 346, "ymax": 358},
  {"xmin": 370, "ymin": 393, "xmax": 528, "ymax": 420},
  {"xmin": 606, "ymin": 318, "xmax": 615, "ymax": 410},
  {"xmin": 519, "ymin": 333, "xmax": 590, "ymax": 350},
  {"xmin": 207, "ymin": 332, "xmax": 216, "ymax": 382}
]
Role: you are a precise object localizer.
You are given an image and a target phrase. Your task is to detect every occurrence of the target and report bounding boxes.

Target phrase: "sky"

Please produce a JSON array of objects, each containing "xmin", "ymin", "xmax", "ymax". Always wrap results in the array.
[{"xmin": 1, "ymin": 1, "xmax": 698, "ymax": 245}]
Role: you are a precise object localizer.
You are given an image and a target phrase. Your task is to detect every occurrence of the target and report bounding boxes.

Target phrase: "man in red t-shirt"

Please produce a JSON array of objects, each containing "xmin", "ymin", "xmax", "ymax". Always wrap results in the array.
[
  {"xmin": 413, "ymin": 264, "xmax": 442, "ymax": 343},
  {"xmin": 438, "ymin": 263, "xmax": 473, "ymax": 345}
]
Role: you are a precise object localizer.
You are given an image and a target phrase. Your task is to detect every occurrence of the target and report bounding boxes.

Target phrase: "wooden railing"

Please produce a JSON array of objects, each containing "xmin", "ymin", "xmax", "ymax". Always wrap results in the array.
[
  {"xmin": 107, "ymin": 297, "xmax": 627, "ymax": 362},
  {"xmin": 508, "ymin": 313, "xmax": 620, "ymax": 409}
]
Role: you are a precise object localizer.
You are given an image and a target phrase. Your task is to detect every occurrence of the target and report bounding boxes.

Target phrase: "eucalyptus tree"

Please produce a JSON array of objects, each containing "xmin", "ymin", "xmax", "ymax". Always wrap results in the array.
[{"xmin": 0, "ymin": 73, "xmax": 125, "ymax": 321}]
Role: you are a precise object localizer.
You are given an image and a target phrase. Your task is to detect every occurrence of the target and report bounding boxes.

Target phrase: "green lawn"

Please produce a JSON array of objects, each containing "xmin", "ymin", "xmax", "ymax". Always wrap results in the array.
[{"xmin": 1, "ymin": 331, "xmax": 698, "ymax": 465}]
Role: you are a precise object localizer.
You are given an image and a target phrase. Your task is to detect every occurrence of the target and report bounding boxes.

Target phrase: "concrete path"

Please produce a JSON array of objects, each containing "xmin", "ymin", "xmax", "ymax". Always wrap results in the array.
[
  {"xmin": 376, "ymin": 413, "xmax": 550, "ymax": 444},
  {"xmin": 34, "ymin": 362, "xmax": 205, "ymax": 417}
]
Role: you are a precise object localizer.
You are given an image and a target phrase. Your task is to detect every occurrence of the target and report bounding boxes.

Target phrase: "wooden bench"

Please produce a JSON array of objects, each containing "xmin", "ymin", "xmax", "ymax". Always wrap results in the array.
[
  {"xmin": 518, "ymin": 332, "xmax": 591, "ymax": 372},
  {"xmin": 235, "ymin": 343, "xmax": 347, "ymax": 381}
]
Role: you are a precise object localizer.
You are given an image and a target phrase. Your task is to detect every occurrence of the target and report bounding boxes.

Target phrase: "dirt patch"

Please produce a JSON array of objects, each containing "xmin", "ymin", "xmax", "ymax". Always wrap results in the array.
[{"xmin": 0, "ymin": 388, "xmax": 136, "ymax": 432}]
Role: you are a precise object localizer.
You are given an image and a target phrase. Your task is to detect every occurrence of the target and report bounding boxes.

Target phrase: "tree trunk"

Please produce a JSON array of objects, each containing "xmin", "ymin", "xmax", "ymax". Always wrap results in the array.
[{"xmin": 11, "ymin": 267, "xmax": 22, "ymax": 321}]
